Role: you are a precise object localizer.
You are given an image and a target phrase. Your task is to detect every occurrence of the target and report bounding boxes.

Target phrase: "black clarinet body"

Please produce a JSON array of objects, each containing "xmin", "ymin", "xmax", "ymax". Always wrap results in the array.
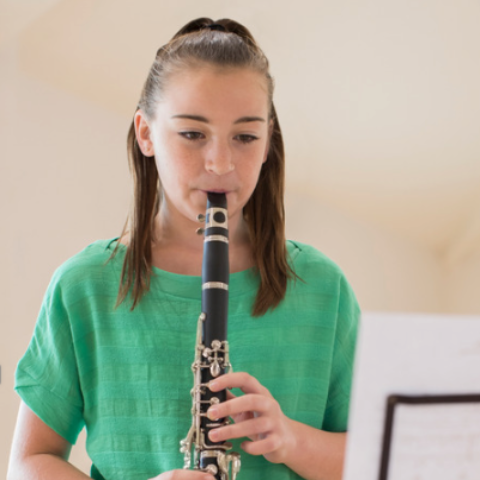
[{"xmin": 180, "ymin": 192, "xmax": 241, "ymax": 480}]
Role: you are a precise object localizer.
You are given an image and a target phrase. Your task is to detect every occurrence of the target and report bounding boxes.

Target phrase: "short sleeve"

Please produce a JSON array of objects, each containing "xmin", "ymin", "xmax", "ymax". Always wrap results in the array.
[
  {"xmin": 15, "ymin": 272, "xmax": 85, "ymax": 444},
  {"xmin": 322, "ymin": 273, "xmax": 360, "ymax": 432}
]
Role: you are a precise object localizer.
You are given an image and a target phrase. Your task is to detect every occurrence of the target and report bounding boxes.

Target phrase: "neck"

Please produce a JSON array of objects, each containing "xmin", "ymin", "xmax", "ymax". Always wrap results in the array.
[
  {"xmin": 151, "ymin": 200, "xmax": 254, "ymax": 274},
  {"xmin": 154, "ymin": 202, "xmax": 205, "ymax": 252}
]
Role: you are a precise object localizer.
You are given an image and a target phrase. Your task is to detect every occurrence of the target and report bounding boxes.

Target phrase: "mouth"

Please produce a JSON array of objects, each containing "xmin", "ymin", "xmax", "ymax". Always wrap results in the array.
[{"xmin": 202, "ymin": 189, "xmax": 229, "ymax": 194}]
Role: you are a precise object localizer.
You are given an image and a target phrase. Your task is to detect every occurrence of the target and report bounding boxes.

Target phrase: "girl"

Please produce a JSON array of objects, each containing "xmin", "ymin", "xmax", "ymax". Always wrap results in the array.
[{"xmin": 9, "ymin": 18, "xmax": 360, "ymax": 480}]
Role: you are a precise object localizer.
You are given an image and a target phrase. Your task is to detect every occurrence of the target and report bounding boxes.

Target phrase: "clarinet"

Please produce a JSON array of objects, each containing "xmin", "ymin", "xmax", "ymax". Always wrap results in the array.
[{"xmin": 180, "ymin": 192, "xmax": 241, "ymax": 480}]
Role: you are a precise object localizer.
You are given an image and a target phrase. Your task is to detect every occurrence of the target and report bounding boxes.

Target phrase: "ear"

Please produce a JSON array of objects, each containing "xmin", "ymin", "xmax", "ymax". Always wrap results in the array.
[
  {"xmin": 263, "ymin": 118, "xmax": 274, "ymax": 163},
  {"xmin": 134, "ymin": 109, "xmax": 154, "ymax": 157}
]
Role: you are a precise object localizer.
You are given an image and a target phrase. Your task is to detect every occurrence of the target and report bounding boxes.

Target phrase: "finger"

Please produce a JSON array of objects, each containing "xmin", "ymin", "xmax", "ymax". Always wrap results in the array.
[
  {"xmin": 149, "ymin": 470, "xmax": 215, "ymax": 480},
  {"xmin": 208, "ymin": 415, "xmax": 273, "ymax": 443},
  {"xmin": 207, "ymin": 393, "xmax": 279, "ymax": 421},
  {"xmin": 241, "ymin": 436, "xmax": 283, "ymax": 457},
  {"xmin": 209, "ymin": 372, "xmax": 271, "ymax": 397},
  {"xmin": 223, "ymin": 390, "xmax": 250, "ymax": 424}
]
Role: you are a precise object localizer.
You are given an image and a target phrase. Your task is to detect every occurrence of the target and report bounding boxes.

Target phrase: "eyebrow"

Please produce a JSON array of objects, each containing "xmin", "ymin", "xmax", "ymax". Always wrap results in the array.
[{"xmin": 171, "ymin": 114, "xmax": 266, "ymax": 124}]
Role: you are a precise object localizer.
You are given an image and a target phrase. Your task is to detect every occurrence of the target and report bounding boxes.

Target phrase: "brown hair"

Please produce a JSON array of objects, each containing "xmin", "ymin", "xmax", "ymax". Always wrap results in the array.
[{"xmin": 112, "ymin": 17, "xmax": 296, "ymax": 316}]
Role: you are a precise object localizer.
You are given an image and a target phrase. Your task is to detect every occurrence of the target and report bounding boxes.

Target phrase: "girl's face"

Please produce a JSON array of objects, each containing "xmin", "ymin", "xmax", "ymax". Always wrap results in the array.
[{"xmin": 135, "ymin": 66, "xmax": 272, "ymax": 231}]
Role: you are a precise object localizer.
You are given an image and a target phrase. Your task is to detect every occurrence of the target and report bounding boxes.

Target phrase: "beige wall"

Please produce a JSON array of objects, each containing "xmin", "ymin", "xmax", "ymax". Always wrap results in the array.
[
  {"xmin": 1, "ymin": 41, "xmax": 130, "ymax": 475},
  {"xmin": 444, "ymin": 247, "xmax": 480, "ymax": 315},
  {"xmin": 285, "ymin": 190, "xmax": 447, "ymax": 314}
]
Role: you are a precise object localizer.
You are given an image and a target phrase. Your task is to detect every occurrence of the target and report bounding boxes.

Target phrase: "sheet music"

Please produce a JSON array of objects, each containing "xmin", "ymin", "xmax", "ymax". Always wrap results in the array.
[{"xmin": 389, "ymin": 402, "xmax": 480, "ymax": 480}]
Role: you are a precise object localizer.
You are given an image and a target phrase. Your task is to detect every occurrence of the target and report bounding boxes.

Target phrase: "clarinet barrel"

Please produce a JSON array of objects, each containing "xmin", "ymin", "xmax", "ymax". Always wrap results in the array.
[{"xmin": 180, "ymin": 192, "xmax": 241, "ymax": 480}]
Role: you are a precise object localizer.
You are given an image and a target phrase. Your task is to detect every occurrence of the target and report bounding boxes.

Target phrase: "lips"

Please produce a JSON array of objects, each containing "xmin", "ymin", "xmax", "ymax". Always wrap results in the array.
[{"xmin": 201, "ymin": 189, "xmax": 230, "ymax": 194}]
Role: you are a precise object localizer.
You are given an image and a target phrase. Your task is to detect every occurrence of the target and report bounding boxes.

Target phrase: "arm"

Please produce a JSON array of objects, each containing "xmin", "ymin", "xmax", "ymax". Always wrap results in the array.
[
  {"xmin": 9, "ymin": 402, "xmax": 218, "ymax": 480},
  {"xmin": 207, "ymin": 373, "xmax": 346, "ymax": 480},
  {"xmin": 7, "ymin": 401, "xmax": 90, "ymax": 480},
  {"xmin": 282, "ymin": 419, "xmax": 346, "ymax": 480}
]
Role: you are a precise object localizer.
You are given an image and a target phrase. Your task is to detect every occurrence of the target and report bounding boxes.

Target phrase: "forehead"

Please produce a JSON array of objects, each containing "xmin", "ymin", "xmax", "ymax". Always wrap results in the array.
[{"xmin": 157, "ymin": 66, "xmax": 270, "ymax": 119}]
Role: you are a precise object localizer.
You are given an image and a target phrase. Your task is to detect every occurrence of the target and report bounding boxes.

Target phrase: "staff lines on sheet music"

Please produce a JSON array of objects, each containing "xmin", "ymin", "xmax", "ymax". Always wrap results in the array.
[{"xmin": 389, "ymin": 403, "xmax": 480, "ymax": 480}]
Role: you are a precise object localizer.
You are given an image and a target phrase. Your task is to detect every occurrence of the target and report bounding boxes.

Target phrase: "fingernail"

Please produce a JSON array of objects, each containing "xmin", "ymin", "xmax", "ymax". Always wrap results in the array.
[
  {"xmin": 209, "ymin": 380, "xmax": 218, "ymax": 390},
  {"xmin": 209, "ymin": 429, "xmax": 219, "ymax": 441},
  {"xmin": 207, "ymin": 406, "xmax": 219, "ymax": 420}
]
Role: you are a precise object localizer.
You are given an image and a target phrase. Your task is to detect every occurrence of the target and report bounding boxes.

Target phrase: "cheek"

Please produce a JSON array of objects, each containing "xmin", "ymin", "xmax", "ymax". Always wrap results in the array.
[
  {"xmin": 155, "ymin": 143, "xmax": 198, "ymax": 183},
  {"xmin": 240, "ymin": 157, "xmax": 265, "ymax": 191},
  {"xmin": 249, "ymin": 144, "xmax": 268, "ymax": 172}
]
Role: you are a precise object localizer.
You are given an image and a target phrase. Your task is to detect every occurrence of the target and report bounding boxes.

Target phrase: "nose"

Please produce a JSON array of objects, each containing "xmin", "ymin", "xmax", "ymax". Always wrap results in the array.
[{"xmin": 205, "ymin": 140, "xmax": 235, "ymax": 176}]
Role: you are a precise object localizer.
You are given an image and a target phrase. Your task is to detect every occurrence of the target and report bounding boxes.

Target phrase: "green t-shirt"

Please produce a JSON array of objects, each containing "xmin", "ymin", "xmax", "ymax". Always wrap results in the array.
[{"xmin": 15, "ymin": 238, "xmax": 360, "ymax": 480}]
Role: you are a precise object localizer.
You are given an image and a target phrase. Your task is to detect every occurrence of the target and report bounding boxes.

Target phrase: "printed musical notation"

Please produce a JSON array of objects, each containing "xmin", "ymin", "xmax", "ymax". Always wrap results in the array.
[{"xmin": 381, "ymin": 395, "xmax": 480, "ymax": 480}]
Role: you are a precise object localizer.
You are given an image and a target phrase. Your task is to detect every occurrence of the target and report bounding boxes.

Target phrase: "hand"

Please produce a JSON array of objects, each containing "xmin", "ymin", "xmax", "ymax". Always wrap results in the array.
[
  {"xmin": 148, "ymin": 470, "xmax": 214, "ymax": 480},
  {"xmin": 207, "ymin": 372, "xmax": 296, "ymax": 464}
]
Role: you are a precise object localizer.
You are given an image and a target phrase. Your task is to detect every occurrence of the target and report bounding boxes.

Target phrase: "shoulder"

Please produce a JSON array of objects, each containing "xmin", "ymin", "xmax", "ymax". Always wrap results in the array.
[
  {"xmin": 286, "ymin": 240, "xmax": 361, "ymax": 313},
  {"xmin": 286, "ymin": 239, "xmax": 344, "ymax": 280},
  {"xmin": 52, "ymin": 238, "xmax": 118, "ymax": 281},
  {"xmin": 45, "ymin": 238, "xmax": 121, "ymax": 305}
]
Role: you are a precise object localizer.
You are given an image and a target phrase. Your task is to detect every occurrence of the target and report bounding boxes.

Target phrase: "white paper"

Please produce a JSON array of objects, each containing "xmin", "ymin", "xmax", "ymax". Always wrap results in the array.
[
  {"xmin": 343, "ymin": 312, "xmax": 480, "ymax": 480},
  {"xmin": 389, "ymin": 402, "xmax": 480, "ymax": 480}
]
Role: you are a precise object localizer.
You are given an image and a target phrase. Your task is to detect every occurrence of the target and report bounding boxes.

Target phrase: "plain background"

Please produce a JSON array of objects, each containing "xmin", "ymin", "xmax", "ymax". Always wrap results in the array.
[{"xmin": 1, "ymin": 0, "xmax": 480, "ymax": 476}]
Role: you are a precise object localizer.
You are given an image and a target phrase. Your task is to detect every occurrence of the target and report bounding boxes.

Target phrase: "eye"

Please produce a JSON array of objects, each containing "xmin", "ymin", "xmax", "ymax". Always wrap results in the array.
[
  {"xmin": 179, "ymin": 131, "xmax": 204, "ymax": 141},
  {"xmin": 236, "ymin": 134, "xmax": 258, "ymax": 144}
]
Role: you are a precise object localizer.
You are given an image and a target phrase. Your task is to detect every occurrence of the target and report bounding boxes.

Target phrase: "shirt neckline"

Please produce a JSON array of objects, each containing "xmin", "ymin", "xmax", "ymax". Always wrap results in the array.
[{"xmin": 103, "ymin": 237, "xmax": 260, "ymax": 299}]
